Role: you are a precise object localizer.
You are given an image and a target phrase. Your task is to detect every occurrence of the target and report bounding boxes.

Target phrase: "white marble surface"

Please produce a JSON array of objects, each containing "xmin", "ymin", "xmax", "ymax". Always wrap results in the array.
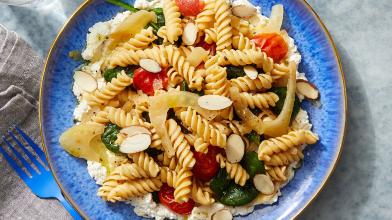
[{"xmin": 0, "ymin": 0, "xmax": 391, "ymax": 219}]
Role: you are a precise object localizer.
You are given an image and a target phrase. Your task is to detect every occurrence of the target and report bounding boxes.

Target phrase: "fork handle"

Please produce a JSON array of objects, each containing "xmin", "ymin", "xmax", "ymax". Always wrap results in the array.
[{"xmin": 57, "ymin": 193, "xmax": 83, "ymax": 220}]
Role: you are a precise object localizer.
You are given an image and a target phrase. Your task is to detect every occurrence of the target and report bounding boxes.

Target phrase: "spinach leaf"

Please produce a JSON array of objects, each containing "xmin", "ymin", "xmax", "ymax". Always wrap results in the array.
[
  {"xmin": 101, "ymin": 123, "xmax": 121, "ymax": 153},
  {"xmin": 103, "ymin": 66, "xmax": 135, "ymax": 82},
  {"xmin": 270, "ymin": 87, "xmax": 300, "ymax": 121},
  {"xmin": 181, "ymin": 81, "xmax": 189, "ymax": 91},
  {"xmin": 146, "ymin": 148, "xmax": 163, "ymax": 157},
  {"xmin": 210, "ymin": 169, "xmax": 232, "ymax": 197},
  {"xmin": 227, "ymin": 66, "xmax": 246, "ymax": 79},
  {"xmin": 106, "ymin": 0, "xmax": 139, "ymax": 12},
  {"xmin": 147, "ymin": 8, "xmax": 165, "ymax": 33},
  {"xmin": 141, "ymin": 111, "xmax": 150, "ymax": 123},
  {"xmin": 218, "ymin": 181, "xmax": 258, "ymax": 206},
  {"xmin": 241, "ymin": 151, "xmax": 265, "ymax": 178},
  {"xmin": 152, "ymin": 191, "xmax": 160, "ymax": 203}
]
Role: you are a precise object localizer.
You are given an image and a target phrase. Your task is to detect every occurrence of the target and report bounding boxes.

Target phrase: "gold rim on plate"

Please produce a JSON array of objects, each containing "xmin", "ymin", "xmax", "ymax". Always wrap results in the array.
[{"xmin": 38, "ymin": 0, "xmax": 347, "ymax": 219}]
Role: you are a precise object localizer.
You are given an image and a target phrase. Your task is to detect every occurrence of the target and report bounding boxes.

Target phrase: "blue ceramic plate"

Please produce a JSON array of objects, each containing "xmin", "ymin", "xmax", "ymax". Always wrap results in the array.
[{"xmin": 39, "ymin": 0, "xmax": 346, "ymax": 219}]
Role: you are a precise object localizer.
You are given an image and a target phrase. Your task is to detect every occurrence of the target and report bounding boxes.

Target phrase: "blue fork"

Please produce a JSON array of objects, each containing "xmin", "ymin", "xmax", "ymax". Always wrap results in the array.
[{"xmin": 0, "ymin": 126, "xmax": 82, "ymax": 220}]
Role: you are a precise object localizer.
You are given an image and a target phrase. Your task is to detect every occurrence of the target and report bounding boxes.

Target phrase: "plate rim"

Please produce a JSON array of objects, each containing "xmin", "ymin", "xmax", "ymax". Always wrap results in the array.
[{"xmin": 38, "ymin": 0, "xmax": 347, "ymax": 219}]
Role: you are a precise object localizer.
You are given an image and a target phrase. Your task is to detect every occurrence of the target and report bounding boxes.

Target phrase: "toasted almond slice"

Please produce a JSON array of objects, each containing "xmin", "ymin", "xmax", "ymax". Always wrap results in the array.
[
  {"xmin": 296, "ymin": 79, "xmax": 319, "ymax": 100},
  {"xmin": 119, "ymin": 133, "xmax": 151, "ymax": 154},
  {"xmin": 182, "ymin": 22, "xmax": 198, "ymax": 46},
  {"xmin": 243, "ymin": 65, "xmax": 258, "ymax": 79},
  {"xmin": 253, "ymin": 174, "xmax": 274, "ymax": 195},
  {"xmin": 231, "ymin": 1, "xmax": 257, "ymax": 18},
  {"xmin": 186, "ymin": 47, "xmax": 209, "ymax": 67},
  {"xmin": 139, "ymin": 59, "xmax": 162, "ymax": 73},
  {"xmin": 73, "ymin": 71, "xmax": 97, "ymax": 92},
  {"xmin": 212, "ymin": 209, "xmax": 232, "ymax": 220},
  {"xmin": 198, "ymin": 95, "xmax": 233, "ymax": 111},
  {"xmin": 226, "ymin": 134, "xmax": 245, "ymax": 163},
  {"xmin": 120, "ymin": 125, "xmax": 151, "ymax": 137}
]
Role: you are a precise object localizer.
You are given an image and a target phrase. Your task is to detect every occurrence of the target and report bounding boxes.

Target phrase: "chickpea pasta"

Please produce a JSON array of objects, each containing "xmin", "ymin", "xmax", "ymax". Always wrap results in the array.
[{"xmin": 61, "ymin": 1, "xmax": 321, "ymax": 219}]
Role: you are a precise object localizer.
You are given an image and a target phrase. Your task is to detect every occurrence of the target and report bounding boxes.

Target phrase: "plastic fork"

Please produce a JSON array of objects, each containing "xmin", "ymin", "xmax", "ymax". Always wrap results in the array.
[{"xmin": 0, "ymin": 126, "xmax": 82, "ymax": 220}]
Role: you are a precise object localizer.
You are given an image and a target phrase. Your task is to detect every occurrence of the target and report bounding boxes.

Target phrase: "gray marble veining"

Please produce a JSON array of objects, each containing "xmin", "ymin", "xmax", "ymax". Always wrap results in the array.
[{"xmin": 0, "ymin": 0, "xmax": 391, "ymax": 219}]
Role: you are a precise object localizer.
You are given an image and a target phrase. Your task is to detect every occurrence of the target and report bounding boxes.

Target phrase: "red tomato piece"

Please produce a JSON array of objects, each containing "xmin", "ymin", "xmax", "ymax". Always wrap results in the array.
[
  {"xmin": 192, "ymin": 146, "xmax": 221, "ymax": 182},
  {"xmin": 196, "ymin": 40, "xmax": 216, "ymax": 56},
  {"xmin": 158, "ymin": 184, "xmax": 195, "ymax": 215},
  {"xmin": 251, "ymin": 33, "xmax": 288, "ymax": 62},
  {"xmin": 133, "ymin": 68, "xmax": 168, "ymax": 96},
  {"xmin": 175, "ymin": 0, "xmax": 204, "ymax": 17}
]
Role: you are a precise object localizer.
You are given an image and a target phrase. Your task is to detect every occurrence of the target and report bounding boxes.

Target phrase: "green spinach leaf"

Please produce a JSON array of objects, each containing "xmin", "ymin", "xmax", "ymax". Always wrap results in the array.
[
  {"xmin": 241, "ymin": 151, "xmax": 265, "ymax": 178},
  {"xmin": 106, "ymin": 0, "xmax": 139, "ymax": 12},
  {"xmin": 101, "ymin": 123, "xmax": 121, "ymax": 153},
  {"xmin": 270, "ymin": 87, "xmax": 300, "ymax": 121}
]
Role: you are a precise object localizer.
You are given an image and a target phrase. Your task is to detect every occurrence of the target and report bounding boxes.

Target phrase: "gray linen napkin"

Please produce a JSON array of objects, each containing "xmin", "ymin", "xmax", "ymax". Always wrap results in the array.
[{"xmin": 0, "ymin": 24, "xmax": 70, "ymax": 220}]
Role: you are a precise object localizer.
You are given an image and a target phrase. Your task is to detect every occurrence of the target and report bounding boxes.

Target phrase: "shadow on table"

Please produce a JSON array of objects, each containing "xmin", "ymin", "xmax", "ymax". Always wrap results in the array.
[{"xmin": 300, "ymin": 43, "xmax": 376, "ymax": 219}]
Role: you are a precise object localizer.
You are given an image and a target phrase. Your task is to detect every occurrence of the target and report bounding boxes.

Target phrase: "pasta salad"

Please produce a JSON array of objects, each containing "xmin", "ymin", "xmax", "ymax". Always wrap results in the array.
[{"xmin": 60, "ymin": 0, "xmax": 321, "ymax": 219}]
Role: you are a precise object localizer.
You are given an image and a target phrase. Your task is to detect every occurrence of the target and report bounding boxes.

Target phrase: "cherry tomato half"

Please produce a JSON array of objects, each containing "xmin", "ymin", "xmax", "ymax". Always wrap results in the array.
[
  {"xmin": 158, "ymin": 184, "xmax": 195, "ymax": 215},
  {"xmin": 133, "ymin": 67, "xmax": 168, "ymax": 96},
  {"xmin": 175, "ymin": 0, "xmax": 204, "ymax": 17},
  {"xmin": 192, "ymin": 146, "xmax": 221, "ymax": 182},
  {"xmin": 251, "ymin": 33, "xmax": 288, "ymax": 62}
]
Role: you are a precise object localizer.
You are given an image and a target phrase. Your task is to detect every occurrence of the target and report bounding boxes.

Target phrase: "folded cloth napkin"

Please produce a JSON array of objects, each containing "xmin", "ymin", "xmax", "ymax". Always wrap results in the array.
[{"xmin": 0, "ymin": 24, "xmax": 70, "ymax": 220}]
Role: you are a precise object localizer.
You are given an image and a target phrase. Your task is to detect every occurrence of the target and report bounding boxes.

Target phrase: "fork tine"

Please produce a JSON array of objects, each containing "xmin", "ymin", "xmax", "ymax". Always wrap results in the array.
[
  {"xmin": 8, "ymin": 130, "xmax": 47, "ymax": 172},
  {"xmin": 0, "ymin": 143, "xmax": 29, "ymax": 180},
  {"xmin": 2, "ymin": 136, "xmax": 37, "ymax": 176},
  {"xmin": 14, "ymin": 126, "xmax": 48, "ymax": 166}
]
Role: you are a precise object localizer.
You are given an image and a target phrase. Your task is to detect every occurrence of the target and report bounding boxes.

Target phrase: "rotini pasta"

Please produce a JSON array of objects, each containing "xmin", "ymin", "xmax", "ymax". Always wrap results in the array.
[
  {"xmin": 230, "ymin": 74, "xmax": 273, "ymax": 92},
  {"xmin": 160, "ymin": 166, "xmax": 177, "ymax": 188},
  {"xmin": 214, "ymin": 0, "xmax": 232, "ymax": 51},
  {"xmin": 163, "ymin": 0, "xmax": 182, "ymax": 43},
  {"xmin": 195, "ymin": 0, "xmax": 215, "ymax": 30},
  {"xmin": 180, "ymin": 107, "xmax": 227, "ymax": 148},
  {"xmin": 232, "ymin": 33, "xmax": 256, "ymax": 50},
  {"xmin": 266, "ymin": 166, "xmax": 287, "ymax": 182},
  {"xmin": 128, "ymin": 151, "xmax": 161, "ymax": 177},
  {"xmin": 238, "ymin": 92, "xmax": 280, "ymax": 109},
  {"xmin": 204, "ymin": 28, "xmax": 217, "ymax": 44},
  {"xmin": 157, "ymin": 153, "xmax": 177, "ymax": 170},
  {"xmin": 174, "ymin": 167, "xmax": 193, "ymax": 202},
  {"xmin": 231, "ymin": 15, "xmax": 251, "ymax": 37},
  {"xmin": 216, "ymin": 154, "xmax": 249, "ymax": 186},
  {"xmin": 216, "ymin": 49, "xmax": 274, "ymax": 73},
  {"xmin": 119, "ymin": 27, "xmax": 157, "ymax": 50},
  {"xmin": 258, "ymin": 130, "xmax": 318, "ymax": 161},
  {"xmin": 192, "ymin": 180, "xmax": 215, "ymax": 205},
  {"xmin": 264, "ymin": 148, "xmax": 304, "ymax": 166},
  {"xmin": 85, "ymin": 71, "xmax": 133, "ymax": 106},
  {"xmin": 204, "ymin": 65, "xmax": 229, "ymax": 96},
  {"xmin": 166, "ymin": 119, "xmax": 196, "ymax": 168}
]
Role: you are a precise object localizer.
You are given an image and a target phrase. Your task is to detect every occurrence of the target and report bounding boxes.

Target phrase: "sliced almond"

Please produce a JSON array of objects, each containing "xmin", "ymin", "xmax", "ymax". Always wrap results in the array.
[
  {"xmin": 119, "ymin": 133, "xmax": 151, "ymax": 154},
  {"xmin": 139, "ymin": 59, "xmax": 162, "ymax": 73},
  {"xmin": 243, "ymin": 65, "xmax": 258, "ymax": 80},
  {"xmin": 186, "ymin": 47, "xmax": 209, "ymax": 67},
  {"xmin": 182, "ymin": 22, "xmax": 198, "ymax": 46},
  {"xmin": 231, "ymin": 1, "xmax": 257, "ymax": 18},
  {"xmin": 296, "ymin": 79, "xmax": 319, "ymax": 100},
  {"xmin": 226, "ymin": 134, "xmax": 245, "ymax": 163},
  {"xmin": 253, "ymin": 174, "xmax": 274, "ymax": 195},
  {"xmin": 73, "ymin": 71, "xmax": 97, "ymax": 92},
  {"xmin": 198, "ymin": 95, "xmax": 233, "ymax": 111},
  {"xmin": 212, "ymin": 209, "xmax": 232, "ymax": 220},
  {"xmin": 120, "ymin": 126, "xmax": 151, "ymax": 137}
]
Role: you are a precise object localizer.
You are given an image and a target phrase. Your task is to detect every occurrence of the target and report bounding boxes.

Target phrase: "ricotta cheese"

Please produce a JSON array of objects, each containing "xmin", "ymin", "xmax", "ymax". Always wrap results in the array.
[
  {"xmin": 134, "ymin": 0, "xmax": 162, "ymax": 9},
  {"xmin": 87, "ymin": 161, "xmax": 107, "ymax": 185},
  {"xmin": 73, "ymin": 100, "xmax": 91, "ymax": 122}
]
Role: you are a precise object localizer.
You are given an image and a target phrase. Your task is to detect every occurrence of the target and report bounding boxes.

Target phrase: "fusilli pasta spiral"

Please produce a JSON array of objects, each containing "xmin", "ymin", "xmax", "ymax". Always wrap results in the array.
[
  {"xmin": 174, "ymin": 168, "xmax": 193, "ymax": 202},
  {"xmin": 163, "ymin": 0, "xmax": 182, "ymax": 43},
  {"xmin": 214, "ymin": 0, "xmax": 232, "ymax": 51},
  {"xmin": 157, "ymin": 153, "xmax": 177, "ymax": 170},
  {"xmin": 104, "ymin": 178, "xmax": 162, "ymax": 202},
  {"xmin": 166, "ymin": 119, "xmax": 196, "ymax": 168},
  {"xmin": 238, "ymin": 92, "xmax": 280, "ymax": 109},
  {"xmin": 129, "ymin": 152, "xmax": 161, "ymax": 177},
  {"xmin": 180, "ymin": 107, "xmax": 227, "ymax": 148},
  {"xmin": 195, "ymin": 0, "xmax": 215, "ymax": 30},
  {"xmin": 160, "ymin": 166, "xmax": 177, "ymax": 188},
  {"xmin": 85, "ymin": 71, "xmax": 132, "ymax": 106},
  {"xmin": 216, "ymin": 49, "xmax": 274, "ymax": 73},
  {"xmin": 192, "ymin": 180, "xmax": 215, "ymax": 205},
  {"xmin": 232, "ymin": 33, "xmax": 256, "ymax": 50},
  {"xmin": 119, "ymin": 27, "xmax": 157, "ymax": 50},
  {"xmin": 266, "ymin": 166, "xmax": 287, "ymax": 182},
  {"xmin": 258, "ymin": 130, "xmax": 318, "ymax": 160},
  {"xmin": 230, "ymin": 74, "xmax": 273, "ymax": 92},
  {"xmin": 204, "ymin": 28, "xmax": 217, "ymax": 44},
  {"xmin": 204, "ymin": 65, "xmax": 229, "ymax": 96},
  {"xmin": 216, "ymin": 154, "xmax": 249, "ymax": 186},
  {"xmin": 264, "ymin": 148, "xmax": 304, "ymax": 166},
  {"xmin": 231, "ymin": 16, "xmax": 251, "ymax": 37}
]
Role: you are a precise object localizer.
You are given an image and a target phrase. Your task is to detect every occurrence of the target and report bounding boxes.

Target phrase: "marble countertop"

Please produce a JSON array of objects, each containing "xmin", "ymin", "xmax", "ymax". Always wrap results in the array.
[{"xmin": 1, "ymin": 0, "xmax": 391, "ymax": 219}]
